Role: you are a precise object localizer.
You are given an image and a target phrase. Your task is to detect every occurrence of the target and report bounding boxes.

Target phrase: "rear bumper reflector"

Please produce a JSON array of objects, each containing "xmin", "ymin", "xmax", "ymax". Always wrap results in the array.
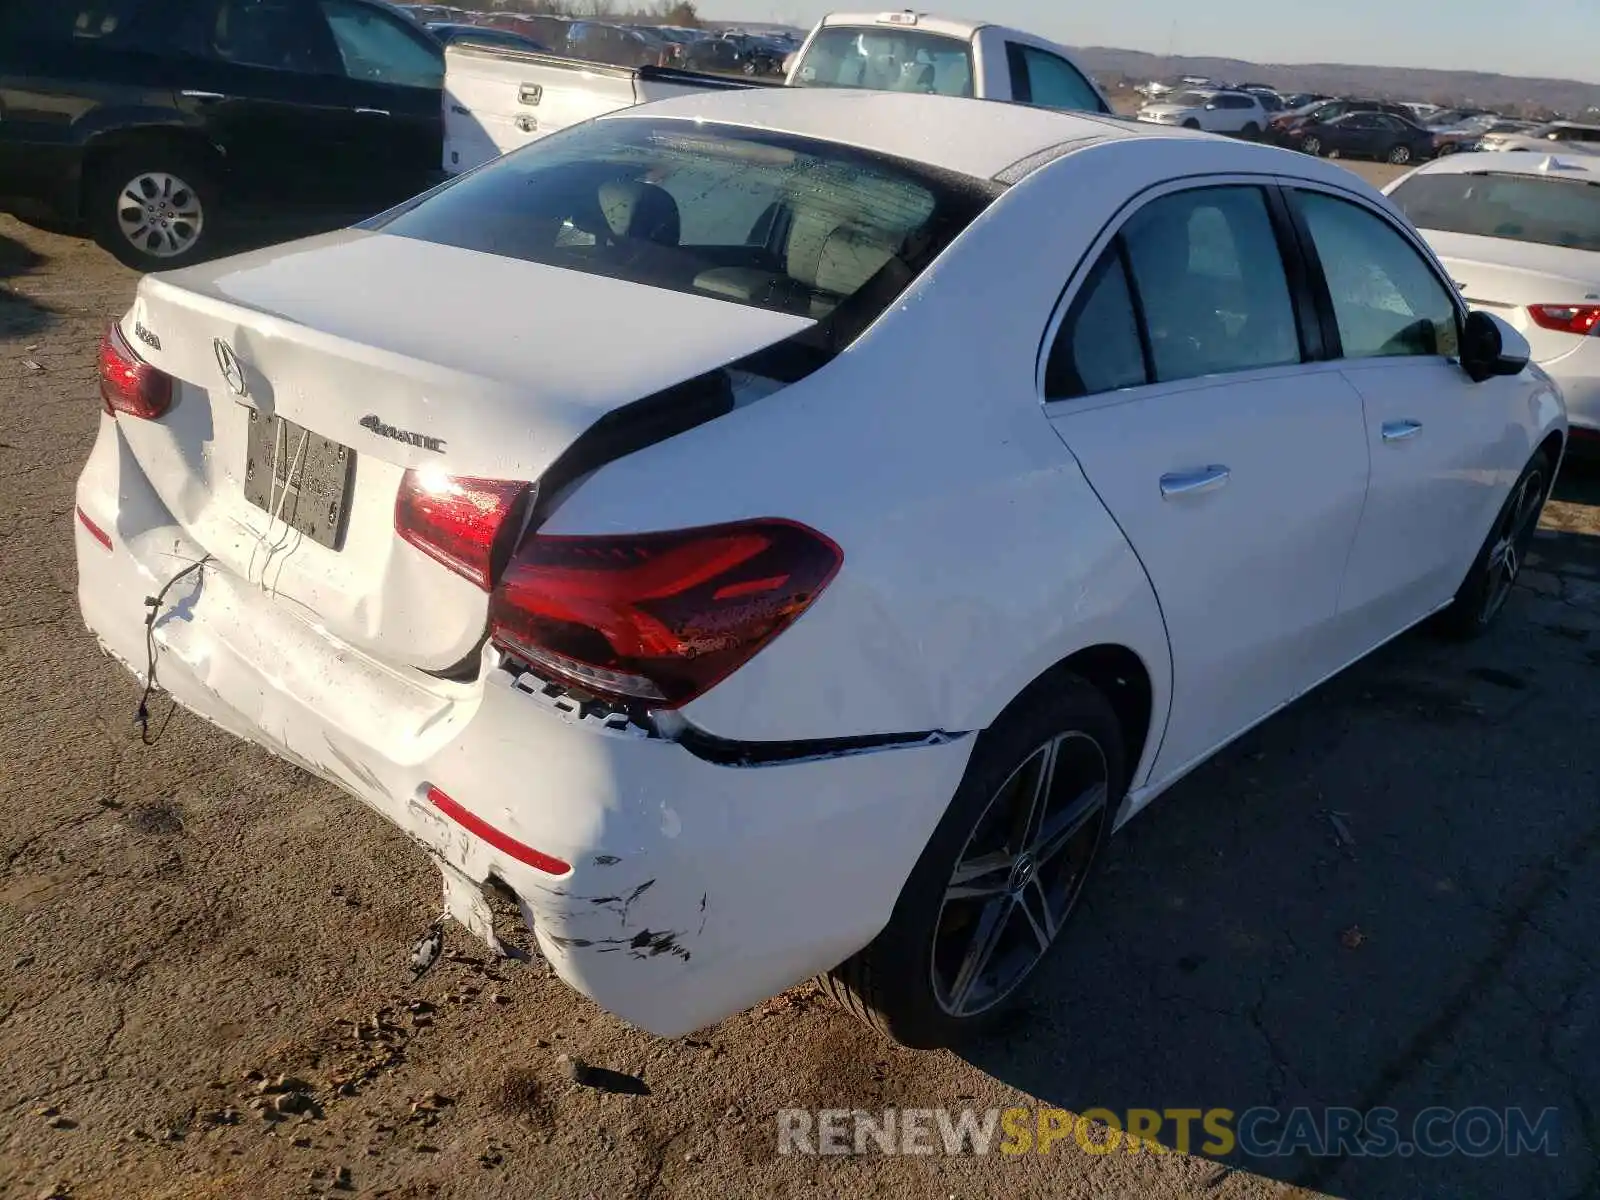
[
  {"xmin": 76, "ymin": 506, "xmax": 112, "ymax": 551},
  {"xmin": 424, "ymin": 785, "xmax": 571, "ymax": 876}
]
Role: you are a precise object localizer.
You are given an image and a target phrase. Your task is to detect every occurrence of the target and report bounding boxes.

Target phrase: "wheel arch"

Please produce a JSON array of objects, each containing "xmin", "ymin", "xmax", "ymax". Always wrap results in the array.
[
  {"xmin": 989, "ymin": 643, "xmax": 1159, "ymax": 802},
  {"xmin": 80, "ymin": 125, "xmax": 225, "ymax": 214}
]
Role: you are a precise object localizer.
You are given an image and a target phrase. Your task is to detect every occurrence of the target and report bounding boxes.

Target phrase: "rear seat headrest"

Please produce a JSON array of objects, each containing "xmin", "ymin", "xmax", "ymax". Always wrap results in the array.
[{"xmin": 598, "ymin": 179, "xmax": 681, "ymax": 246}]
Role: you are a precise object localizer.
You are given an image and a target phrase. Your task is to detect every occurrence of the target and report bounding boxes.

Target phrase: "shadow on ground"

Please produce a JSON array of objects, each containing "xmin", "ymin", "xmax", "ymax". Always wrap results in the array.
[
  {"xmin": 963, "ymin": 465, "xmax": 1600, "ymax": 1200},
  {"xmin": 0, "ymin": 233, "xmax": 54, "ymax": 339}
]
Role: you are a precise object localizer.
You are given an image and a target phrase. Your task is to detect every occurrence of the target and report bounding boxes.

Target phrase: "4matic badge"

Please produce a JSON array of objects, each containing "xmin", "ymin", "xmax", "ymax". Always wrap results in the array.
[{"xmin": 359, "ymin": 414, "xmax": 446, "ymax": 453}]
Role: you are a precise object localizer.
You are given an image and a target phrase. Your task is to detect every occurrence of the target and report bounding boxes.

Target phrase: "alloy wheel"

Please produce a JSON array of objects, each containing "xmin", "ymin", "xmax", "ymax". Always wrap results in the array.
[
  {"xmin": 114, "ymin": 171, "xmax": 204, "ymax": 260},
  {"xmin": 1480, "ymin": 467, "xmax": 1546, "ymax": 623},
  {"xmin": 1389, "ymin": 145, "xmax": 1412, "ymax": 164},
  {"xmin": 1303, "ymin": 137, "xmax": 1322, "ymax": 155},
  {"xmin": 930, "ymin": 731, "xmax": 1109, "ymax": 1019}
]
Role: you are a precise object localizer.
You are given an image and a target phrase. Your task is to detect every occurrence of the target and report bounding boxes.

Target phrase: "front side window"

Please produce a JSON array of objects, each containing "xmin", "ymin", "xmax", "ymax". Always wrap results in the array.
[
  {"xmin": 1121, "ymin": 187, "xmax": 1301, "ymax": 384},
  {"xmin": 791, "ymin": 25, "xmax": 973, "ymax": 98},
  {"xmin": 1295, "ymin": 190, "xmax": 1460, "ymax": 359},
  {"xmin": 376, "ymin": 117, "xmax": 993, "ymax": 334},
  {"xmin": 1006, "ymin": 44, "xmax": 1106, "ymax": 113},
  {"xmin": 1389, "ymin": 171, "xmax": 1600, "ymax": 253},
  {"xmin": 319, "ymin": 0, "xmax": 442, "ymax": 87}
]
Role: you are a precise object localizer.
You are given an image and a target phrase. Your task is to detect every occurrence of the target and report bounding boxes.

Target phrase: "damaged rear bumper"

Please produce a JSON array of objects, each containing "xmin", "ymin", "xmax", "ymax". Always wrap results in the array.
[{"xmin": 74, "ymin": 416, "xmax": 976, "ymax": 1036}]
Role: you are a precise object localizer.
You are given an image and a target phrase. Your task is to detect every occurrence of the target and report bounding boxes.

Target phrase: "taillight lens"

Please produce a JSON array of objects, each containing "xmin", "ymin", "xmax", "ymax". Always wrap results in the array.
[
  {"xmin": 98, "ymin": 321, "xmax": 172, "ymax": 419},
  {"xmin": 1527, "ymin": 304, "xmax": 1600, "ymax": 336},
  {"xmin": 394, "ymin": 469, "xmax": 531, "ymax": 591},
  {"xmin": 489, "ymin": 518, "xmax": 843, "ymax": 708}
]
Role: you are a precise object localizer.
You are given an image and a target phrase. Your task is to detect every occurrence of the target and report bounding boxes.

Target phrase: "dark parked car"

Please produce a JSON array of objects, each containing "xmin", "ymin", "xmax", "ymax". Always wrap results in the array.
[
  {"xmin": 1283, "ymin": 110, "xmax": 1439, "ymax": 164},
  {"xmin": 722, "ymin": 33, "xmax": 786, "ymax": 76},
  {"xmin": 1269, "ymin": 98, "xmax": 1415, "ymax": 142},
  {"xmin": 426, "ymin": 22, "xmax": 546, "ymax": 53},
  {"xmin": 0, "ymin": 0, "xmax": 445, "ymax": 271},
  {"xmin": 563, "ymin": 21, "xmax": 653, "ymax": 68},
  {"xmin": 679, "ymin": 34, "xmax": 743, "ymax": 74}
]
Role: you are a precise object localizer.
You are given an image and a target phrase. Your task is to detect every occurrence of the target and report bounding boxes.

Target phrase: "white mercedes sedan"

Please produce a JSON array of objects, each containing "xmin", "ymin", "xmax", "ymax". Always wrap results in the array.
[{"xmin": 75, "ymin": 89, "xmax": 1566, "ymax": 1048}]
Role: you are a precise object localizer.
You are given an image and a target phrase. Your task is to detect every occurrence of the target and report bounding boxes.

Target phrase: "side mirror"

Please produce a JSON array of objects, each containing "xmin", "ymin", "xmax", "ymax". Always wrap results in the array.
[
  {"xmin": 1461, "ymin": 310, "xmax": 1530, "ymax": 382},
  {"xmin": 1206, "ymin": 102, "xmax": 1218, "ymax": 110}
]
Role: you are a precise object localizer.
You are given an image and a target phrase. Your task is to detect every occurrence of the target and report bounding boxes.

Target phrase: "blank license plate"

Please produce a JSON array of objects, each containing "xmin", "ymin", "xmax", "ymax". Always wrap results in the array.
[{"xmin": 242, "ymin": 412, "xmax": 355, "ymax": 550}]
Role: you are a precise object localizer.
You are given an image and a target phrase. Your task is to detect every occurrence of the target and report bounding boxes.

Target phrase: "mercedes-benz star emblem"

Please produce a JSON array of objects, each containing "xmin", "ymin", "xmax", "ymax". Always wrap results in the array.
[{"xmin": 213, "ymin": 338, "xmax": 248, "ymax": 399}]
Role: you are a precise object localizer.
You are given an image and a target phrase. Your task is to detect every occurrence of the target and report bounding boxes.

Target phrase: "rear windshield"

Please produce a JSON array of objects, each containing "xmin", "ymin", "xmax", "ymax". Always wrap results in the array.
[
  {"xmin": 790, "ymin": 25, "xmax": 974, "ymax": 98},
  {"xmin": 376, "ymin": 117, "xmax": 994, "ymax": 338},
  {"xmin": 1389, "ymin": 171, "xmax": 1600, "ymax": 252}
]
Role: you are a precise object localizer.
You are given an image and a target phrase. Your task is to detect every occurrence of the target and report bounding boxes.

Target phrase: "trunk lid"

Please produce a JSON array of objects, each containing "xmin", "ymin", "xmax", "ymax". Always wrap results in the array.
[
  {"xmin": 120, "ymin": 228, "xmax": 811, "ymax": 673},
  {"xmin": 1422, "ymin": 228, "xmax": 1600, "ymax": 362}
]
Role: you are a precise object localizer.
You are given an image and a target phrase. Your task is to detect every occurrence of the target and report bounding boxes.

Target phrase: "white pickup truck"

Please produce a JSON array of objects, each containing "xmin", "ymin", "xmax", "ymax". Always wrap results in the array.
[{"xmin": 443, "ymin": 10, "xmax": 1111, "ymax": 175}]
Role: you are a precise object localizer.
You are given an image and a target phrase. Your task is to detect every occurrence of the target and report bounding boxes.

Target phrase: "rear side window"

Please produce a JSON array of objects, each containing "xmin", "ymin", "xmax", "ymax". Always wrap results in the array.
[
  {"xmin": 0, "ymin": 0, "xmax": 144, "ymax": 42},
  {"xmin": 376, "ymin": 117, "xmax": 994, "ymax": 335},
  {"xmin": 1295, "ymin": 190, "xmax": 1460, "ymax": 359},
  {"xmin": 1390, "ymin": 171, "xmax": 1600, "ymax": 252},
  {"xmin": 1005, "ymin": 43, "xmax": 1107, "ymax": 113},
  {"xmin": 791, "ymin": 25, "xmax": 974, "ymax": 98},
  {"xmin": 199, "ymin": 0, "xmax": 337, "ymax": 73},
  {"xmin": 1123, "ymin": 187, "xmax": 1301, "ymax": 384},
  {"xmin": 1045, "ymin": 249, "xmax": 1147, "ymax": 398},
  {"xmin": 1048, "ymin": 187, "xmax": 1301, "ymax": 398}
]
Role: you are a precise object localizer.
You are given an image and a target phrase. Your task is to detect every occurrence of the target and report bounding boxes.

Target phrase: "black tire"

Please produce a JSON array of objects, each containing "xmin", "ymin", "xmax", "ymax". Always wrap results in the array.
[
  {"xmin": 87, "ymin": 148, "xmax": 218, "ymax": 272},
  {"xmin": 1182, "ymin": 118, "xmax": 1201, "ymax": 129},
  {"xmin": 1241, "ymin": 122, "xmax": 1261, "ymax": 139},
  {"xmin": 1302, "ymin": 136, "xmax": 1323, "ymax": 156},
  {"xmin": 1387, "ymin": 143, "xmax": 1413, "ymax": 165},
  {"xmin": 1434, "ymin": 448, "xmax": 1553, "ymax": 640},
  {"xmin": 822, "ymin": 676, "xmax": 1125, "ymax": 1048}
]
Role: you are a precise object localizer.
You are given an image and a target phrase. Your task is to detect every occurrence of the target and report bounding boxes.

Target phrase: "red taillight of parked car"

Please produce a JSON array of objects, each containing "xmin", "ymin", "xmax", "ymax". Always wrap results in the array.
[
  {"xmin": 489, "ymin": 519, "xmax": 843, "ymax": 708},
  {"xmin": 98, "ymin": 321, "xmax": 172, "ymax": 419},
  {"xmin": 395, "ymin": 469, "xmax": 532, "ymax": 591},
  {"xmin": 1527, "ymin": 304, "xmax": 1600, "ymax": 336}
]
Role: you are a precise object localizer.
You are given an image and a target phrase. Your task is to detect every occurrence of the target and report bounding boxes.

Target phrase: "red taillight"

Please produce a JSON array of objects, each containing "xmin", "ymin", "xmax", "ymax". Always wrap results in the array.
[
  {"xmin": 425, "ymin": 785, "xmax": 570, "ymax": 875},
  {"xmin": 1527, "ymin": 304, "xmax": 1600, "ymax": 336},
  {"xmin": 489, "ymin": 518, "xmax": 843, "ymax": 708},
  {"xmin": 98, "ymin": 321, "xmax": 172, "ymax": 419},
  {"xmin": 394, "ymin": 470, "xmax": 531, "ymax": 591},
  {"xmin": 76, "ymin": 505, "xmax": 112, "ymax": 550}
]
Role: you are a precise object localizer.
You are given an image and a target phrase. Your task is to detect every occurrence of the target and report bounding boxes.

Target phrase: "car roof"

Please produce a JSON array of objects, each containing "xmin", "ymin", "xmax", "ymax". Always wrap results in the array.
[
  {"xmin": 613, "ymin": 88, "xmax": 1211, "ymax": 180},
  {"xmin": 818, "ymin": 10, "xmax": 987, "ymax": 40},
  {"xmin": 1401, "ymin": 150, "xmax": 1600, "ymax": 182}
]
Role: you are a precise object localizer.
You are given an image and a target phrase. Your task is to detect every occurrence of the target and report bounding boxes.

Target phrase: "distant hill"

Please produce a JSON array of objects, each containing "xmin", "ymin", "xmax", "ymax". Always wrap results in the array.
[{"xmin": 1070, "ymin": 46, "xmax": 1600, "ymax": 117}]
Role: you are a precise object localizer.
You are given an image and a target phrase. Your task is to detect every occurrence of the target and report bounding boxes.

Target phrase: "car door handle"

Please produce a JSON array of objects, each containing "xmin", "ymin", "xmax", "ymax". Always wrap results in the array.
[
  {"xmin": 1159, "ymin": 466, "xmax": 1231, "ymax": 499},
  {"xmin": 1382, "ymin": 420, "xmax": 1424, "ymax": 442},
  {"xmin": 180, "ymin": 90, "xmax": 226, "ymax": 102},
  {"xmin": 354, "ymin": 107, "xmax": 390, "ymax": 117}
]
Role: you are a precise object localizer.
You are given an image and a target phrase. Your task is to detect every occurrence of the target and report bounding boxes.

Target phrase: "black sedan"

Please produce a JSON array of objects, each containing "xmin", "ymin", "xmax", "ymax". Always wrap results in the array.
[{"xmin": 1283, "ymin": 110, "xmax": 1439, "ymax": 165}]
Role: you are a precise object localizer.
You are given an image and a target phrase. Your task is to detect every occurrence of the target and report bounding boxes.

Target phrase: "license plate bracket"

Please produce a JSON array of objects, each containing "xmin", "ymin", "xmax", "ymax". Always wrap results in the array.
[{"xmin": 242, "ymin": 412, "xmax": 355, "ymax": 550}]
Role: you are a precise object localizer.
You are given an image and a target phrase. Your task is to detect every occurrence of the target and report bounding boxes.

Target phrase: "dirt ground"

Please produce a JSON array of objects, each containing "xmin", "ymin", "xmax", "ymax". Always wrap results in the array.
[{"xmin": 2, "ymin": 170, "xmax": 1598, "ymax": 1200}]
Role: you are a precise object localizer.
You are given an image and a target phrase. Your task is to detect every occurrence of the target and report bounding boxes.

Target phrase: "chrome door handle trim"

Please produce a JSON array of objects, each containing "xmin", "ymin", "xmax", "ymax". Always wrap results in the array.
[
  {"xmin": 1382, "ymin": 420, "xmax": 1424, "ymax": 442},
  {"xmin": 180, "ymin": 90, "xmax": 226, "ymax": 100},
  {"xmin": 355, "ymin": 107, "xmax": 390, "ymax": 116},
  {"xmin": 1159, "ymin": 465, "xmax": 1231, "ymax": 499}
]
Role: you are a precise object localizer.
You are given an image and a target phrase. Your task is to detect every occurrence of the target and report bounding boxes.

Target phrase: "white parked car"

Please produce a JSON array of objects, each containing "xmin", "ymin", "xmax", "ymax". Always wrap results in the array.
[
  {"xmin": 77, "ymin": 90, "xmax": 1565, "ymax": 1048},
  {"xmin": 1388, "ymin": 150, "xmax": 1600, "ymax": 448},
  {"xmin": 1476, "ymin": 120, "xmax": 1600, "ymax": 155},
  {"xmin": 1137, "ymin": 88, "xmax": 1269, "ymax": 136}
]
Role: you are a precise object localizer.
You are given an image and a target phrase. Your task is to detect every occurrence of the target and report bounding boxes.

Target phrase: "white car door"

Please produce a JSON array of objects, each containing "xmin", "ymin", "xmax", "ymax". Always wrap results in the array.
[
  {"xmin": 1043, "ymin": 183, "xmax": 1371, "ymax": 781},
  {"xmin": 1286, "ymin": 185, "xmax": 1514, "ymax": 638}
]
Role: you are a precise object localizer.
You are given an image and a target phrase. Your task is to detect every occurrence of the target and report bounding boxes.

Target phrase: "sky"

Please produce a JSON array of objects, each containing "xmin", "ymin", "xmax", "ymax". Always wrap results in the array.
[{"xmin": 704, "ymin": 1, "xmax": 1600, "ymax": 85}]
